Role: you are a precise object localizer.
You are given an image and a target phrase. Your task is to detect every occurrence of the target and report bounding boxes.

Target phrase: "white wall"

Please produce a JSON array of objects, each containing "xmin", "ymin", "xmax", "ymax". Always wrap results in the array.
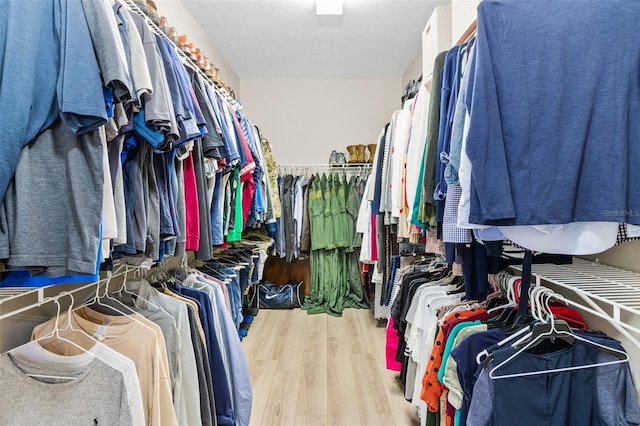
[
  {"xmin": 402, "ymin": 49, "xmax": 423, "ymax": 89},
  {"xmin": 422, "ymin": 5, "xmax": 452, "ymax": 80},
  {"xmin": 239, "ymin": 79, "xmax": 402, "ymax": 165},
  {"xmin": 154, "ymin": 0, "xmax": 240, "ymax": 95},
  {"xmin": 451, "ymin": 0, "xmax": 479, "ymax": 43}
]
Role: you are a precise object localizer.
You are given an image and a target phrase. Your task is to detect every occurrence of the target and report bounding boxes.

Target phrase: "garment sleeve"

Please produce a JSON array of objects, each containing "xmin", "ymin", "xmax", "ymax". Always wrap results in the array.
[
  {"xmin": 57, "ymin": 0, "xmax": 108, "ymax": 134},
  {"xmin": 464, "ymin": 4, "xmax": 516, "ymax": 225},
  {"xmin": 174, "ymin": 306, "xmax": 204, "ymax": 426},
  {"xmin": 151, "ymin": 332, "xmax": 179, "ymax": 426},
  {"xmin": 620, "ymin": 362, "xmax": 640, "ymax": 425},
  {"xmin": 80, "ymin": 0, "xmax": 132, "ymax": 102},
  {"xmin": 466, "ymin": 366, "xmax": 494, "ymax": 426},
  {"xmin": 443, "ymin": 356, "xmax": 463, "ymax": 409}
]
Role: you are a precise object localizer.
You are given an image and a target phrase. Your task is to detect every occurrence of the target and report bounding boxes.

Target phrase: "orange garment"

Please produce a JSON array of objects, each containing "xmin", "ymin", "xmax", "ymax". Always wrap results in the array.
[{"xmin": 420, "ymin": 308, "xmax": 487, "ymax": 412}]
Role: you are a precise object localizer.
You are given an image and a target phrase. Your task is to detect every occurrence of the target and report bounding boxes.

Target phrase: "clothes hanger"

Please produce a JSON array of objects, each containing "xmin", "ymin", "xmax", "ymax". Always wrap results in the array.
[
  {"xmin": 81, "ymin": 276, "xmax": 157, "ymax": 338},
  {"xmin": 480, "ymin": 285, "xmax": 552, "ymax": 364},
  {"xmin": 487, "ymin": 276, "xmax": 519, "ymax": 314},
  {"xmin": 486, "ymin": 276, "xmax": 522, "ymax": 329},
  {"xmin": 489, "ymin": 293, "xmax": 629, "ymax": 380},
  {"xmin": 441, "ymin": 301, "xmax": 479, "ymax": 318},
  {"xmin": 89, "ymin": 273, "xmax": 138, "ymax": 316},
  {"xmin": 11, "ymin": 297, "xmax": 97, "ymax": 381},
  {"xmin": 505, "ymin": 287, "xmax": 573, "ymax": 346},
  {"xmin": 116, "ymin": 266, "xmax": 162, "ymax": 312}
]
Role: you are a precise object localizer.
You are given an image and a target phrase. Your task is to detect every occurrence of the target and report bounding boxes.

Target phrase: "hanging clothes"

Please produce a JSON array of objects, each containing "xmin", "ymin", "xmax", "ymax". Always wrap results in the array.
[
  {"xmin": 301, "ymin": 171, "xmax": 369, "ymax": 317},
  {"xmin": 0, "ymin": 0, "xmax": 277, "ymax": 287}
]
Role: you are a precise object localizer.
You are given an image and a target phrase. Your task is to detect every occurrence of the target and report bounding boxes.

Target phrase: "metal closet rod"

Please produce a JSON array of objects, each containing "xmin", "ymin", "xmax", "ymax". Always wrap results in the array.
[
  {"xmin": 277, "ymin": 164, "xmax": 373, "ymax": 168},
  {"xmin": 123, "ymin": 0, "xmax": 239, "ymax": 107}
]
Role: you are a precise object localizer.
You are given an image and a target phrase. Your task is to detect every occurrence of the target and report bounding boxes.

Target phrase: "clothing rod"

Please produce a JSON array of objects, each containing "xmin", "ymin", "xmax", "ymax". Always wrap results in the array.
[
  {"xmin": 277, "ymin": 164, "xmax": 372, "ymax": 168},
  {"xmin": 0, "ymin": 266, "xmax": 131, "ymax": 321},
  {"xmin": 123, "ymin": 0, "xmax": 239, "ymax": 106},
  {"xmin": 455, "ymin": 19, "xmax": 477, "ymax": 45}
]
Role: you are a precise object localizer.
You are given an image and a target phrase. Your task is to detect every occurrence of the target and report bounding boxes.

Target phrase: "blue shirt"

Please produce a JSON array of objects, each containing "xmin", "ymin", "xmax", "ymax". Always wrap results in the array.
[
  {"xmin": 450, "ymin": 328, "xmax": 505, "ymax": 426},
  {"xmin": 0, "ymin": 0, "xmax": 107, "ymax": 203},
  {"xmin": 466, "ymin": 0, "xmax": 640, "ymax": 226}
]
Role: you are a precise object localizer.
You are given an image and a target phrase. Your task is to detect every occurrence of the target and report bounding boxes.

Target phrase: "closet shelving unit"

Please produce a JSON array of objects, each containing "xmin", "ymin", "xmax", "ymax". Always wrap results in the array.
[
  {"xmin": 0, "ymin": 268, "xmax": 129, "ymax": 321},
  {"xmin": 510, "ymin": 258, "xmax": 640, "ymax": 350},
  {"xmin": 276, "ymin": 163, "xmax": 372, "ymax": 175}
]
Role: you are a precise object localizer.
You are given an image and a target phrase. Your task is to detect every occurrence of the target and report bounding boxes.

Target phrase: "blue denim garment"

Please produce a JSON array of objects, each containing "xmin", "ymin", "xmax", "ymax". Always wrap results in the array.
[
  {"xmin": 154, "ymin": 152, "xmax": 177, "ymax": 238},
  {"xmin": 217, "ymin": 274, "xmax": 241, "ymax": 328},
  {"xmin": 205, "ymin": 264, "xmax": 244, "ymax": 328},
  {"xmin": 462, "ymin": 240, "xmax": 489, "ymax": 302},
  {"xmin": 115, "ymin": 135, "xmax": 140, "ymax": 255}
]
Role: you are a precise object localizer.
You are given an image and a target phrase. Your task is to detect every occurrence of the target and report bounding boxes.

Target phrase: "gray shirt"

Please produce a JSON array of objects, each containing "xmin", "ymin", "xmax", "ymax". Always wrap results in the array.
[
  {"xmin": 129, "ymin": 13, "xmax": 179, "ymax": 146},
  {"xmin": 133, "ymin": 280, "xmax": 204, "ymax": 425},
  {"xmin": 81, "ymin": 0, "xmax": 133, "ymax": 102},
  {"xmin": 0, "ymin": 119, "xmax": 103, "ymax": 276},
  {"xmin": 0, "ymin": 353, "xmax": 133, "ymax": 426}
]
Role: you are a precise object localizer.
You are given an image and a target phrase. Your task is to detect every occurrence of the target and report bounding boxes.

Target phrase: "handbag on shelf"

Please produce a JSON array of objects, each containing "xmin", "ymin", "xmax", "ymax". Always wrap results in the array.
[{"xmin": 256, "ymin": 280, "xmax": 304, "ymax": 309}]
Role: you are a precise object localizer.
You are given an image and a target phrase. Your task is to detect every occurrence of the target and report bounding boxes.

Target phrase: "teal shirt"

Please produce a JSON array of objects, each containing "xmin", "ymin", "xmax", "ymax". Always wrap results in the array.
[{"xmin": 438, "ymin": 320, "xmax": 482, "ymax": 384}]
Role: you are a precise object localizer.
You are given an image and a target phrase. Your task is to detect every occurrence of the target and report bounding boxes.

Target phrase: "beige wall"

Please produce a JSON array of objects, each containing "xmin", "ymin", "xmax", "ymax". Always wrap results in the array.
[
  {"xmin": 154, "ymin": 0, "xmax": 240, "ymax": 95},
  {"xmin": 239, "ymin": 79, "xmax": 402, "ymax": 165},
  {"xmin": 402, "ymin": 49, "xmax": 423, "ymax": 89},
  {"xmin": 586, "ymin": 241, "xmax": 640, "ymax": 273}
]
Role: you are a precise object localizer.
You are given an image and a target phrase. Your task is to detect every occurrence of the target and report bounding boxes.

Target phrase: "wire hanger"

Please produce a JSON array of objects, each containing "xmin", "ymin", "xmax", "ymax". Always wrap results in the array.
[
  {"xmin": 116, "ymin": 266, "xmax": 162, "ymax": 312},
  {"xmin": 10, "ymin": 297, "xmax": 96, "ymax": 381},
  {"xmin": 81, "ymin": 275, "xmax": 157, "ymax": 339}
]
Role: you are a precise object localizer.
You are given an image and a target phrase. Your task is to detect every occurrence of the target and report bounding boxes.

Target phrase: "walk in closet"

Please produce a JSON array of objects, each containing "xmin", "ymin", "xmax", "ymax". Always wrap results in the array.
[{"xmin": 2, "ymin": 0, "xmax": 640, "ymax": 425}]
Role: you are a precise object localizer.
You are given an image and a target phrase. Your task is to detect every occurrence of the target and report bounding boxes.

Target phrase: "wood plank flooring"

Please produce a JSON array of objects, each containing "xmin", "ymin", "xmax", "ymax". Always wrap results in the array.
[{"xmin": 242, "ymin": 308, "xmax": 420, "ymax": 426}]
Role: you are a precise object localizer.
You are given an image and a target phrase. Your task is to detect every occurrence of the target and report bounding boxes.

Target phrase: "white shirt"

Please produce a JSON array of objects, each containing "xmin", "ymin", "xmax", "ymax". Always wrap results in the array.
[{"xmin": 10, "ymin": 340, "xmax": 145, "ymax": 426}]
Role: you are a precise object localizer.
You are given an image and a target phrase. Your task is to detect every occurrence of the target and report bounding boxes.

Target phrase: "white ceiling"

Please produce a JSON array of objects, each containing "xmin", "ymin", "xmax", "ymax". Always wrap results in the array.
[{"xmin": 182, "ymin": 0, "xmax": 446, "ymax": 79}]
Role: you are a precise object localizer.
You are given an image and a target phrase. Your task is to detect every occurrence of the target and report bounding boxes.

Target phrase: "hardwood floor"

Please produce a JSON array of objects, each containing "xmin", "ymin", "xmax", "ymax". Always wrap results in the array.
[{"xmin": 242, "ymin": 308, "xmax": 421, "ymax": 426}]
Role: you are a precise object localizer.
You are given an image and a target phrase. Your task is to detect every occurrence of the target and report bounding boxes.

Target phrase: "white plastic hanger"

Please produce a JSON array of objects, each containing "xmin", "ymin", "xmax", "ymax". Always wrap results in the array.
[
  {"xmin": 489, "ymin": 292, "xmax": 629, "ymax": 380},
  {"xmin": 487, "ymin": 275, "xmax": 519, "ymax": 314},
  {"xmin": 476, "ymin": 280, "xmax": 543, "ymax": 364},
  {"xmin": 475, "ymin": 324, "xmax": 531, "ymax": 365}
]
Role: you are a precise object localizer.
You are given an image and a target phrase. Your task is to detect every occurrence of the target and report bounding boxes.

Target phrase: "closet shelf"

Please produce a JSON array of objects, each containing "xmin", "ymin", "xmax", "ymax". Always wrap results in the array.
[
  {"xmin": 0, "ymin": 269, "xmax": 126, "ymax": 321},
  {"xmin": 511, "ymin": 258, "xmax": 640, "ymax": 348}
]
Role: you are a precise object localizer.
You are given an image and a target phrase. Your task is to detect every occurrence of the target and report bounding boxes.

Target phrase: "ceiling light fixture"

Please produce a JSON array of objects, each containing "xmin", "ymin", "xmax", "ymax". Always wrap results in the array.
[{"xmin": 316, "ymin": 0, "xmax": 343, "ymax": 15}]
